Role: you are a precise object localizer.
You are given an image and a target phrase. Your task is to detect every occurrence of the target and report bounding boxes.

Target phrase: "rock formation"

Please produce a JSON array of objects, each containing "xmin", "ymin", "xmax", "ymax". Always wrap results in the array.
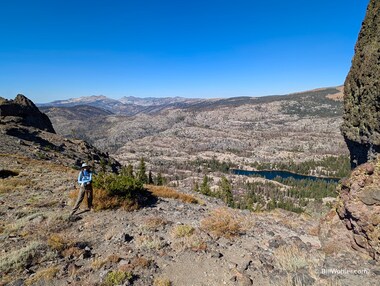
[
  {"xmin": 0, "ymin": 94, "xmax": 120, "ymax": 172},
  {"xmin": 341, "ymin": 0, "xmax": 380, "ymax": 168},
  {"xmin": 337, "ymin": 160, "xmax": 380, "ymax": 260},
  {"xmin": 0, "ymin": 94, "xmax": 55, "ymax": 133}
]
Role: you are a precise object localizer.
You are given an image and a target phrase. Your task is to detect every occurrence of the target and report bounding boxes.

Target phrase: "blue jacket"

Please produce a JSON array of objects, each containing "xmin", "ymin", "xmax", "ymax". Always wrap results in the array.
[{"xmin": 78, "ymin": 170, "xmax": 92, "ymax": 185}]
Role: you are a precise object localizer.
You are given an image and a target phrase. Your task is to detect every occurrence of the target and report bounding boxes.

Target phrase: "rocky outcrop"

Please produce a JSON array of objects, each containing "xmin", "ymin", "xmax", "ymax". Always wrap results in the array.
[
  {"xmin": 341, "ymin": 0, "xmax": 380, "ymax": 168},
  {"xmin": 336, "ymin": 159, "xmax": 380, "ymax": 260},
  {"xmin": 0, "ymin": 95, "xmax": 121, "ymax": 172},
  {"xmin": 0, "ymin": 94, "xmax": 55, "ymax": 133}
]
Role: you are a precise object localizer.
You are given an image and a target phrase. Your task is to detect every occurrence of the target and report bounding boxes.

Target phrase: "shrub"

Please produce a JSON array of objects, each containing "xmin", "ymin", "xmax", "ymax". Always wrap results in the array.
[
  {"xmin": 171, "ymin": 224, "xmax": 195, "ymax": 238},
  {"xmin": 201, "ymin": 208, "xmax": 245, "ymax": 239},
  {"xmin": 93, "ymin": 171, "xmax": 143, "ymax": 198},
  {"xmin": 141, "ymin": 216, "xmax": 168, "ymax": 231},
  {"xmin": 273, "ymin": 245, "xmax": 309, "ymax": 272},
  {"xmin": 153, "ymin": 277, "xmax": 172, "ymax": 286},
  {"xmin": 135, "ymin": 235, "xmax": 166, "ymax": 250},
  {"xmin": 147, "ymin": 185, "xmax": 199, "ymax": 204},
  {"xmin": 24, "ymin": 267, "xmax": 59, "ymax": 286},
  {"xmin": 0, "ymin": 241, "xmax": 46, "ymax": 274},
  {"xmin": 102, "ymin": 270, "xmax": 133, "ymax": 286},
  {"xmin": 76, "ymin": 170, "xmax": 147, "ymax": 211},
  {"xmin": 48, "ymin": 233, "xmax": 68, "ymax": 252},
  {"xmin": 118, "ymin": 256, "xmax": 152, "ymax": 272},
  {"xmin": 273, "ymin": 244, "xmax": 323, "ymax": 273}
]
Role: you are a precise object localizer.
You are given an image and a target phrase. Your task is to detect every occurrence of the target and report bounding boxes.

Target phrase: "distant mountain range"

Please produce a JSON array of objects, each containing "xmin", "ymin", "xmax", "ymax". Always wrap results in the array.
[
  {"xmin": 38, "ymin": 95, "xmax": 204, "ymax": 116},
  {"xmin": 38, "ymin": 86, "xmax": 343, "ymax": 116}
]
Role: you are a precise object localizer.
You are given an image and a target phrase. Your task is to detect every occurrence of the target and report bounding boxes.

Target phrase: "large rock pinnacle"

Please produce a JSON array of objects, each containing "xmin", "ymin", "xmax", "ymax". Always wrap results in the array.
[
  {"xmin": 341, "ymin": 0, "xmax": 380, "ymax": 168},
  {"xmin": 0, "ymin": 94, "xmax": 56, "ymax": 133}
]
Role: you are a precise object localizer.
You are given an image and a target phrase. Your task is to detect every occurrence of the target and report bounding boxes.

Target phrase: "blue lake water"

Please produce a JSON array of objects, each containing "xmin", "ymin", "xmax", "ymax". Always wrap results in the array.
[{"xmin": 231, "ymin": 169, "xmax": 340, "ymax": 183}]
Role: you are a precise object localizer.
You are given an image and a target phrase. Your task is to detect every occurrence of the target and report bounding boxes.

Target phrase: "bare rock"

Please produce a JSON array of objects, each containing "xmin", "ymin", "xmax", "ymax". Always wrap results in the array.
[{"xmin": 337, "ymin": 159, "xmax": 380, "ymax": 260}]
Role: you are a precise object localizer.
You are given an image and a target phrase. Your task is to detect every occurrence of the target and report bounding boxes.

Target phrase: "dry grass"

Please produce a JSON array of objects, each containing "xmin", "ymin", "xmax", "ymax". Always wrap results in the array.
[
  {"xmin": 48, "ymin": 233, "xmax": 69, "ymax": 252},
  {"xmin": 146, "ymin": 185, "xmax": 199, "ymax": 204},
  {"xmin": 273, "ymin": 245, "xmax": 309, "ymax": 272},
  {"xmin": 171, "ymin": 232, "xmax": 207, "ymax": 252},
  {"xmin": 321, "ymin": 241, "xmax": 341, "ymax": 255},
  {"xmin": 24, "ymin": 266, "xmax": 59, "ymax": 286},
  {"xmin": 68, "ymin": 188, "xmax": 139, "ymax": 211},
  {"xmin": 200, "ymin": 208, "xmax": 246, "ymax": 239},
  {"xmin": 91, "ymin": 254, "xmax": 123, "ymax": 270},
  {"xmin": 271, "ymin": 273, "xmax": 305, "ymax": 286},
  {"xmin": 171, "ymin": 224, "xmax": 195, "ymax": 238},
  {"xmin": 141, "ymin": 216, "xmax": 168, "ymax": 231},
  {"xmin": 3, "ymin": 212, "xmax": 49, "ymax": 236},
  {"xmin": 135, "ymin": 235, "xmax": 166, "ymax": 251},
  {"xmin": 0, "ymin": 177, "xmax": 32, "ymax": 193},
  {"xmin": 91, "ymin": 257, "xmax": 108, "ymax": 270},
  {"xmin": 118, "ymin": 256, "xmax": 152, "ymax": 272},
  {"xmin": 0, "ymin": 241, "xmax": 46, "ymax": 274},
  {"xmin": 273, "ymin": 244, "xmax": 324, "ymax": 274},
  {"xmin": 153, "ymin": 277, "xmax": 172, "ymax": 286},
  {"xmin": 47, "ymin": 233, "xmax": 82, "ymax": 258},
  {"xmin": 61, "ymin": 246, "xmax": 83, "ymax": 258}
]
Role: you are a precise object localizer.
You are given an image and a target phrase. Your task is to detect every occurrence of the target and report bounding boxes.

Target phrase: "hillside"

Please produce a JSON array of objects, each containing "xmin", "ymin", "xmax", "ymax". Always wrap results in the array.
[
  {"xmin": 0, "ymin": 95, "xmax": 379, "ymax": 285},
  {"xmin": 41, "ymin": 87, "xmax": 348, "ymax": 179}
]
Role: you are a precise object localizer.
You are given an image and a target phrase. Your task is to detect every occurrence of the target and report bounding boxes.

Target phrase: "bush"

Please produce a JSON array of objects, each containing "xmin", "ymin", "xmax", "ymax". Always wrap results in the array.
[
  {"xmin": 102, "ymin": 270, "xmax": 133, "ymax": 286},
  {"xmin": 201, "ymin": 208, "xmax": 245, "ymax": 239},
  {"xmin": 147, "ymin": 185, "xmax": 199, "ymax": 204},
  {"xmin": 93, "ymin": 171, "xmax": 143, "ymax": 198},
  {"xmin": 82, "ymin": 170, "xmax": 147, "ymax": 211},
  {"xmin": 171, "ymin": 224, "xmax": 195, "ymax": 238},
  {"xmin": 153, "ymin": 277, "xmax": 172, "ymax": 286}
]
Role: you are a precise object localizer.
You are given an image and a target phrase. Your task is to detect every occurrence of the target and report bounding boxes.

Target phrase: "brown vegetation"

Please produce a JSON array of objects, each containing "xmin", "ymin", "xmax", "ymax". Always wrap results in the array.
[
  {"xmin": 147, "ymin": 185, "xmax": 199, "ymax": 204},
  {"xmin": 200, "ymin": 208, "xmax": 246, "ymax": 239},
  {"xmin": 68, "ymin": 188, "xmax": 139, "ymax": 211}
]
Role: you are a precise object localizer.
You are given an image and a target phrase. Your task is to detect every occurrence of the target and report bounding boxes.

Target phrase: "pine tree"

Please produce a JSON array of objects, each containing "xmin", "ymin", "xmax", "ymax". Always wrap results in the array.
[
  {"xmin": 156, "ymin": 172, "xmax": 164, "ymax": 186},
  {"xmin": 193, "ymin": 180, "xmax": 200, "ymax": 193},
  {"xmin": 124, "ymin": 164, "xmax": 134, "ymax": 178},
  {"xmin": 200, "ymin": 175, "xmax": 211, "ymax": 195},
  {"xmin": 137, "ymin": 158, "xmax": 148, "ymax": 184},
  {"xmin": 148, "ymin": 170, "xmax": 154, "ymax": 184},
  {"xmin": 218, "ymin": 176, "xmax": 234, "ymax": 207}
]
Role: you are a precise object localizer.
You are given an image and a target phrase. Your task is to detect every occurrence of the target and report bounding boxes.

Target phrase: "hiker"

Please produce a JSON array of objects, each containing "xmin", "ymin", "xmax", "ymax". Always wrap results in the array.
[{"xmin": 70, "ymin": 163, "xmax": 93, "ymax": 216}]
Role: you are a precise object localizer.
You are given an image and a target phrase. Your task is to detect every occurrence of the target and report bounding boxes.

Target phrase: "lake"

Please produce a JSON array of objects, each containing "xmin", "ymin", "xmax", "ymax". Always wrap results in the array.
[{"xmin": 231, "ymin": 169, "xmax": 341, "ymax": 183}]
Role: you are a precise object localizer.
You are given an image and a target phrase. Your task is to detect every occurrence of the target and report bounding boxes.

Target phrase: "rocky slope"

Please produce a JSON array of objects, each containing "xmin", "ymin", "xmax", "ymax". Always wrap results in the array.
[
  {"xmin": 1, "ymin": 154, "xmax": 380, "ymax": 286},
  {"xmin": 341, "ymin": 0, "xmax": 380, "ymax": 168}
]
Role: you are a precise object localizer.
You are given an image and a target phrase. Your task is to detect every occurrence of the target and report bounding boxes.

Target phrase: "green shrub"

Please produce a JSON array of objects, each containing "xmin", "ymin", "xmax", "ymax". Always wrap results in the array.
[
  {"xmin": 93, "ymin": 171, "xmax": 144, "ymax": 198},
  {"xmin": 102, "ymin": 271, "xmax": 133, "ymax": 286}
]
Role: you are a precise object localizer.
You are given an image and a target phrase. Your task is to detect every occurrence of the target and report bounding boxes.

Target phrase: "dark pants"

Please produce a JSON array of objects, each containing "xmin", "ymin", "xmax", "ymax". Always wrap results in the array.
[{"xmin": 71, "ymin": 183, "xmax": 93, "ymax": 215}]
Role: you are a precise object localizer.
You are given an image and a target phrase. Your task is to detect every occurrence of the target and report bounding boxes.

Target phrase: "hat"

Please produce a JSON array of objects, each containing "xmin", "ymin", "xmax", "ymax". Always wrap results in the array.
[{"xmin": 81, "ymin": 163, "xmax": 89, "ymax": 168}]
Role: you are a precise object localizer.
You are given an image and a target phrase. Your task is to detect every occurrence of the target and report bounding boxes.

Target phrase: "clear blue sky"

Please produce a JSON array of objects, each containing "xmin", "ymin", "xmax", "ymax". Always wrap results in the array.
[{"xmin": 0, "ymin": 0, "xmax": 369, "ymax": 102}]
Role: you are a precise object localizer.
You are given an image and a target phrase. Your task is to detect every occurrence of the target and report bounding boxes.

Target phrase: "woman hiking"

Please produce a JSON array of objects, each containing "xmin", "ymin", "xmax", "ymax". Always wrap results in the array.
[{"xmin": 70, "ymin": 163, "xmax": 93, "ymax": 216}]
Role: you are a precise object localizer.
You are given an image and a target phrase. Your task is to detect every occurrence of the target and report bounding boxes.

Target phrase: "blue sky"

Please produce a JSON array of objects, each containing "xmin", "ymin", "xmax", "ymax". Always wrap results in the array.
[{"xmin": 0, "ymin": 0, "xmax": 369, "ymax": 102}]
